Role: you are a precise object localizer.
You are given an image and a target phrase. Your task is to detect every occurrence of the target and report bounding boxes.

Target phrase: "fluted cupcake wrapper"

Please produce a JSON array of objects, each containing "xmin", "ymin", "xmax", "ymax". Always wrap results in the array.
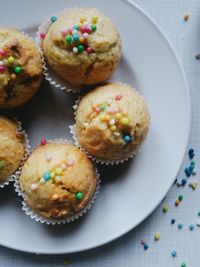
[
  {"xmin": 0, "ymin": 115, "xmax": 30, "ymax": 188},
  {"xmin": 69, "ymin": 92, "xmax": 136, "ymax": 165},
  {"xmin": 14, "ymin": 139, "xmax": 101, "ymax": 225},
  {"xmin": 35, "ymin": 8, "xmax": 87, "ymax": 94}
]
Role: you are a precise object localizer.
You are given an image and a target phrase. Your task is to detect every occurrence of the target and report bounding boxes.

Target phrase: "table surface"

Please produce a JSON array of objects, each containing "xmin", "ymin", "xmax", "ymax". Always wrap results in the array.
[{"xmin": 1, "ymin": 0, "xmax": 200, "ymax": 266}]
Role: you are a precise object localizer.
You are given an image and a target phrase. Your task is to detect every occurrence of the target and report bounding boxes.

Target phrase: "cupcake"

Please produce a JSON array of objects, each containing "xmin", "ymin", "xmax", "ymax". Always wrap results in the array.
[
  {"xmin": 41, "ymin": 7, "xmax": 121, "ymax": 89},
  {"xmin": 73, "ymin": 83, "xmax": 150, "ymax": 162},
  {"xmin": 0, "ymin": 28, "xmax": 43, "ymax": 108},
  {"xmin": 19, "ymin": 142, "xmax": 98, "ymax": 221},
  {"xmin": 0, "ymin": 115, "xmax": 25, "ymax": 185}
]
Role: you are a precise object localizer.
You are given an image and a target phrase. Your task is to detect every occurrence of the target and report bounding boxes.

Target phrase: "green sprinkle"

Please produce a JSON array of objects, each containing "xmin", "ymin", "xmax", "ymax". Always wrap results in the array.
[
  {"xmin": 197, "ymin": 211, "xmax": 200, "ymax": 216},
  {"xmin": 100, "ymin": 105, "xmax": 106, "ymax": 111},
  {"xmin": 66, "ymin": 35, "xmax": 72, "ymax": 44},
  {"xmin": 76, "ymin": 192, "xmax": 83, "ymax": 200},
  {"xmin": 14, "ymin": 66, "xmax": 22, "ymax": 74},
  {"xmin": 181, "ymin": 263, "xmax": 186, "ymax": 267},
  {"xmin": 191, "ymin": 160, "xmax": 196, "ymax": 165},
  {"xmin": 0, "ymin": 160, "xmax": 4, "ymax": 170},
  {"xmin": 178, "ymin": 195, "xmax": 183, "ymax": 201},
  {"xmin": 92, "ymin": 24, "xmax": 97, "ymax": 31},
  {"xmin": 78, "ymin": 45, "xmax": 84, "ymax": 53},
  {"xmin": 162, "ymin": 204, "xmax": 169, "ymax": 213}
]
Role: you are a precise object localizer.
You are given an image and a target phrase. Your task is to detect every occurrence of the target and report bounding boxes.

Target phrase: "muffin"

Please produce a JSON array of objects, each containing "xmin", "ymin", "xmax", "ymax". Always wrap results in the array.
[
  {"xmin": 0, "ymin": 115, "xmax": 25, "ymax": 185},
  {"xmin": 74, "ymin": 83, "xmax": 150, "ymax": 162},
  {"xmin": 0, "ymin": 28, "xmax": 43, "ymax": 108},
  {"xmin": 19, "ymin": 142, "xmax": 98, "ymax": 220},
  {"xmin": 41, "ymin": 7, "xmax": 121, "ymax": 89}
]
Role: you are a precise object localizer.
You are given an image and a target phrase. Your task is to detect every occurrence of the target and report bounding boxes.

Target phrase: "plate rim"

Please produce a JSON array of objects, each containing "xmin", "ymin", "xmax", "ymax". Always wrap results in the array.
[{"xmin": 0, "ymin": 0, "xmax": 191, "ymax": 254}]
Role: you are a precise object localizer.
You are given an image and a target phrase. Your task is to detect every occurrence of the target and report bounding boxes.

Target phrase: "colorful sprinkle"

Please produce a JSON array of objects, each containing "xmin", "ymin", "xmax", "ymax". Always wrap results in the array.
[
  {"xmin": 178, "ymin": 223, "xmax": 183, "ymax": 229},
  {"xmin": 66, "ymin": 35, "xmax": 73, "ymax": 44},
  {"xmin": 91, "ymin": 24, "xmax": 97, "ymax": 31},
  {"xmin": 0, "ymin": 60, "xmax": 4, "ymax": 65},
  {"xmin": 76, "ymin": 192, "xmax": 83, "ymax": 200},
  {"xmin": 171, "ymin": 218, "xmax": 176, "ymax": 224},
  {"xmin": 154, "ymin": 232, "xmax": 160, "ymax": 241},
  {"xmin": 67, "ymin": 160, "xmax": 74, "ymax": 167},
  {"xmin": 175, "ymin": 199, "xmax": 180, "ymax": 206},
  {"xmin": 141, "ymin": 240, "xmax": 147, "ymax": 245},
  {"xmin": 78, "ymin": 45, "xmax": 84, "ymax": 52},
  {"xmin": 55, "ymin": 167, "xmax": 62, "ymax": 175},
  {"xmin": 51, "ymin": 16, "xmax": 57, "ymax": 23},
  {"xmin": 0, "ymin": 65, "xmax": 5, "ymax": 73},
  {"xmin": 50, "ymin": 172, "xmax": 55, "ymax": 179},
  {"xmin": 0, "ymin": 49, "xmax": 7, "ymax": 57},
  {"xmin": 115, "ymin": 95, "xmax": 123, "ymax": 101},
  {"xmin": 123, "ymin": 134, "xmax": 132, "ymax": 143},
  {"xmin": 91, "ymin": 16, "xmax": 98, "ymax": 24},
  {"xmin": 171, "ymin": 250, "xmax": 177, "ymax": 257},
  {"xmin": 86, "ymin": 47, "xmax": 93, "ymax": 53},
  {"xmin": 182, "ymin": 179, "xmax": 187, "ymax": 186},
  {"xmin": 181, "ymin": 263, "xmax": 186, "ymax": 267},
  {"xmin": 162, "ymin": 204, "xmax": 169, "ymax": 213},
  {"xmin": 189, "ymin": 224, "xmax": 194, "ymax": 231},
  {"xmin": 197, "ymin": 211, "xmax": 200, "ymax": 216},
  {"xmin": 73, "ymin": 47, "xmax": 78, "ymax": 54},
  {"xmin": 178, "ymin": 195, "xmax": 183, "ymax": 201},
  {"xmin": 43, "ymin": 172, "xmax": 51, "ymax": 181},
  {"xmin": 11, "ymin": 73, "xmax": 16, "ymax": 79},
  {"xmin": 40, "ymin": 139, "xmax": 47, "ymax": 145},
  {"xmin": 14, "ymin": 66, "xmax": 22, "ymax": 74},
  {"xmin": 121, "ymin": 117, "xmax": 129, "ymax": 125},
  {"xmin": 40, "ymin": 32, "xmax": 46, "ymax": 39},
  {"xmin": 73, "ymin": 34, "xmax": 80, "ymax": 42},
  {"xmin": 7, "ymin": 56, "xmax": 15, "ymax": 64},
  {"xmin": 40, "ymin": 177, "xmax": 46, "ymax": 184},
  {"xmin": 31, "ymin": 183, "xmax": 38, "ymax": 191},
  {"xmin": 143, "ymin": 243, "xmax": 149, "ymax": 250}
]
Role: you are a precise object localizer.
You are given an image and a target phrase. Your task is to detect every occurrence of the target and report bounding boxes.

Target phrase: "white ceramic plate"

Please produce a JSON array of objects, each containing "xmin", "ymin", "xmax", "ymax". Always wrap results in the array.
[{"xmin": 0, "ymin": 0, "xmax": 190, "ymax": 254}]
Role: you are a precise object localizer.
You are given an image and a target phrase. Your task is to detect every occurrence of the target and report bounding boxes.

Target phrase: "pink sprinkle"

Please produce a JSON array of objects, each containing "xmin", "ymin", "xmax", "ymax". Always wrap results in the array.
[
  {"xmin": 40, "ymin": 139, "xmax": 47, "ymax": 145},
  {"xmin": 61, "ymin": 163, "xmax": 67, "ymax": 170},
  {"xmin": 115, "ymin": 95, "xmax": 123, "ymax": 101},
  {"xmin": 46, "ymin": 155, "xmax": 52, "ymax": 162},
  {"xmin": 85, "ymin": 25, "xmax": 92, "ymax": 34},
  {"xmin": 0, "ymin": 65, "xmax": 5, "ymax": 72},
  {"xmin": 80, "ymin": 25, "xmax": 87, "ymax": 33},
  {"xmin": 67, "ymin": 160, "xmax": 74, "ymax": 167},
  {"xmin": 86, "ymin": 47, "xmax": 93, "ymax": 53},
  {"xmin": 141, "ymin": 240, "xmax": 147, "ymax": 245},
  {"xmin": 95, "ymin": 107, "xmax": 100, "ymax": 113},
  {"xmin": 83, "ymin": 32, "xmax": 89, "ymax": 39},
  {"xmin": 0, "ymin": 49, "xmax": 7, "ymax": 57},
  {"xmin": 40, "ymin": 33, "xmax": 46, "ymax": 39},
  {"xmin": 31, "ymin": 183, "xmax": 38, "ymax": 191},
  {"xmin": 60, "ymin": 28, "xmax": 68, "ymax": 36}
]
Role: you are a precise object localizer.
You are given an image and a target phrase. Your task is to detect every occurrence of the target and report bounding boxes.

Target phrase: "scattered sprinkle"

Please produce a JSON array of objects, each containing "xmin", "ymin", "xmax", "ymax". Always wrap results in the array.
[
  {"xmin": 171, "ymin": 250, "xmax": 177, "ymax": 257},
  {"xmin": 143, "ymin": 243, "xmax": 149, "ymax": 250},
  {"xmin": 40, "ymin": 32, "xmax": 46, "ymax": 39},
  {"xmin": 175, "ymin": 199, "xmax": 180, "ymax": 206},
  {"xmin": 181, "ymin": 263, "xmax": 186, "ymax": 267},
  {"xmin": 197, "ymin": 211, "xmax": 200, "ymax": 216},
  {"xmin": 154, "ymin": 232, "xmax": 160, "ymax": 241},
  {"xmin": 178, "ymin": 195, "xmax": 183, "ymax": 201},
  {"xmin": 178, "ymin": 223, "xmax": 183, "ymax": 229},
  {"xmin": 40, "ymin": 139, "xmax": 47, "ymax": 145},
  {"xmin": 76, "ymin": 192, "xmax": 83, "ymax": 200},
  {"xmin": 189, "ymin": 182, "xmax": 198, "ymax": 190},
  {"xmin": 162, "ymin": 204, "xmax": 169, "ymax": 213},
  {"xmin": 51, "ymin": 16, "xmax": 57, "ymax": 23},
  {"xmin": 31, "ymin": 183, "xmax": 38, "ymax": 191},
  {"xmin": 181, "ymin": 179, "xmax": 187, "ymax": 186},
  {"xmin": 171, "ymin": 218, "xmax": 176, "ymax": 225},
  {"xmin": 141, "ymin": 240, "xmax": 147, "ymax": 245},
  {"xmin": 189, "ymin": 224, "xmax": 194, "ymax": 231},
  {"xmin": 184, "ymin": 14, "xmax": 190, "ymax": 21}
]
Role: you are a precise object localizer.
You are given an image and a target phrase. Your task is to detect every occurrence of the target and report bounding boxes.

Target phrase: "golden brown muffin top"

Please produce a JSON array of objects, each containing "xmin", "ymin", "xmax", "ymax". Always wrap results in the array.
[
  {"xmin": 0, "ymin": 115, "xmax": 25, "ymax": 182},
  {"xmin": 0, "ymin": 28, "xmax": 43, "ymax": 108},
  {"xmin": 20, "ymin": 142, "xmax": 98, "ymax": 219}
]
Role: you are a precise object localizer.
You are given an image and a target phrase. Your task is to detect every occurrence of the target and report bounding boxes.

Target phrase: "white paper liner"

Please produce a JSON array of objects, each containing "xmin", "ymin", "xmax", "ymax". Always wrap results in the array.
[
  {"xmin": 35, "ymin": 7, "xmax": 89, "ymax": 94},
  {"xmin": 69, "ymin": 82, "xmax": 141, "ymax": 165},
  {"xmin": 14, "ymin": 139, "xmax": 101, "ymax": 225},
  {"xmin": 0, "ymin": 115, "xmax": 30, "ymax": 188}
]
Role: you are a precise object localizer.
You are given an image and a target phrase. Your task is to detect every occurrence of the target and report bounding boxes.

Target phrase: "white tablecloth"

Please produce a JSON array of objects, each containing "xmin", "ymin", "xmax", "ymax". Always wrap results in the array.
[{"xmin": 1, "ymin": 0, "xmax": 200, "ymax": 266}]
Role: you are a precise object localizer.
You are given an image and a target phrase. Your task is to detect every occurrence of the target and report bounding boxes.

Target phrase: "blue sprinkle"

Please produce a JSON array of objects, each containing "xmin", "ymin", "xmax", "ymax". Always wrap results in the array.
[
  {"xmin": 73, "ymin": 34, "xmax": 80, "ymax": 42},
  {"xmin": 182, "ymin": 179, "xmax": 187, "ymax": 186},
  {"xmin": 171, "ymin": 218, "xmax": 176, "ymax": 224},
  {"xmin": 123, "ymin": 134, "xmax": 132, "ymax": 143},
  {"xmin": 144, "ymin": 244, "xmax": 149, "ymax": 250},
  {"xmin": 189, "ymin": 164, "xmax": 194, "ymax": 172},
  {"xmin": 73, "ymin": 24, "xmax": 79, "ymax": 30},
  {"xmin": 188, "ymin": 148, "xmax": 195, "ymax": 159},
  {"xmin": 189, "ymin": 224, "xmax": 194, "ymax": 231},
  {"xmin": 178, "ymin": 223, "xmax": 183, "ymax": 229},
  {"xmin": 51, "ymin": 16, "xmax": 57, "ymax": 23},
  {"xmin": 171, "ymin": 250, "xmax": 177, "ymax": 257},
  {"xmin": 43, "ymin": 172, "xmax": 51, "ymax": 181},
  {"xmin": 185, "ymin": 167, "xmax": 192, "ymax": 177}
]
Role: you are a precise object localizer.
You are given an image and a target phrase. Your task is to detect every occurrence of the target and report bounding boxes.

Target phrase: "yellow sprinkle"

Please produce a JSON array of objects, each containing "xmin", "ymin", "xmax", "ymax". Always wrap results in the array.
[
  {"xmin": 11, "ymin": 73, "xmax": 16, "ymax": 79},
  {"xmin": 103, "ymin": 115, "xmax": 110, "ymax": 122},
  {"xmin": 115, "ymin": 113, "xmax": 122, "ymax": 120},
  {"xmin": 99, "ymin": 114, "xmax": 105, "ymax": 121},
  {"xmin": 55, "ymin": 167, "xmax": 62, "ymax": 175},
  {"xmin": 110, "ymin": 125, "xmax": 117, "ymax": 131},
  {"xmin": 8, "ymin": 56, "xmax": 15, "ymax": 64},
  {"xmin": 91, "ymin": 16, "xmax": 98, "ymax": 24},
  {"xmin": 78, "ymin": 23, "xmax": 82, "ymax": 27},
  {"xmin": 50, "ymin": 172, "xmax": 55, "ymax": 179},
  {"xmin": 121, "ymin": 117, "xmax": 129, "ymax": 125},
  {"xmin": 79, "ymin": 37, "xmax": 84, "ymax": 43},
  {"xmin": 80, "ymin": 17, "xmax": 86, "ymax": 23}
]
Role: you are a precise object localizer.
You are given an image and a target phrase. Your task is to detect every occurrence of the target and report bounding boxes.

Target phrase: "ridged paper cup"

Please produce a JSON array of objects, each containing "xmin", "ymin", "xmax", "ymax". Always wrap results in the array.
[
  {"xmin": 69, "ymin": 90, "xmax": 136, "ymax": 165},
  {"xmin": 0, "ymin": 114, "xmax": 30, "ymax": 188},
  {"xmin": 35, "ymin": 8, "xmax": 87, "ymax": 94},
  {"xmin": 14, "ymin": 139, "xmax": 101, "ymax": 225}
]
